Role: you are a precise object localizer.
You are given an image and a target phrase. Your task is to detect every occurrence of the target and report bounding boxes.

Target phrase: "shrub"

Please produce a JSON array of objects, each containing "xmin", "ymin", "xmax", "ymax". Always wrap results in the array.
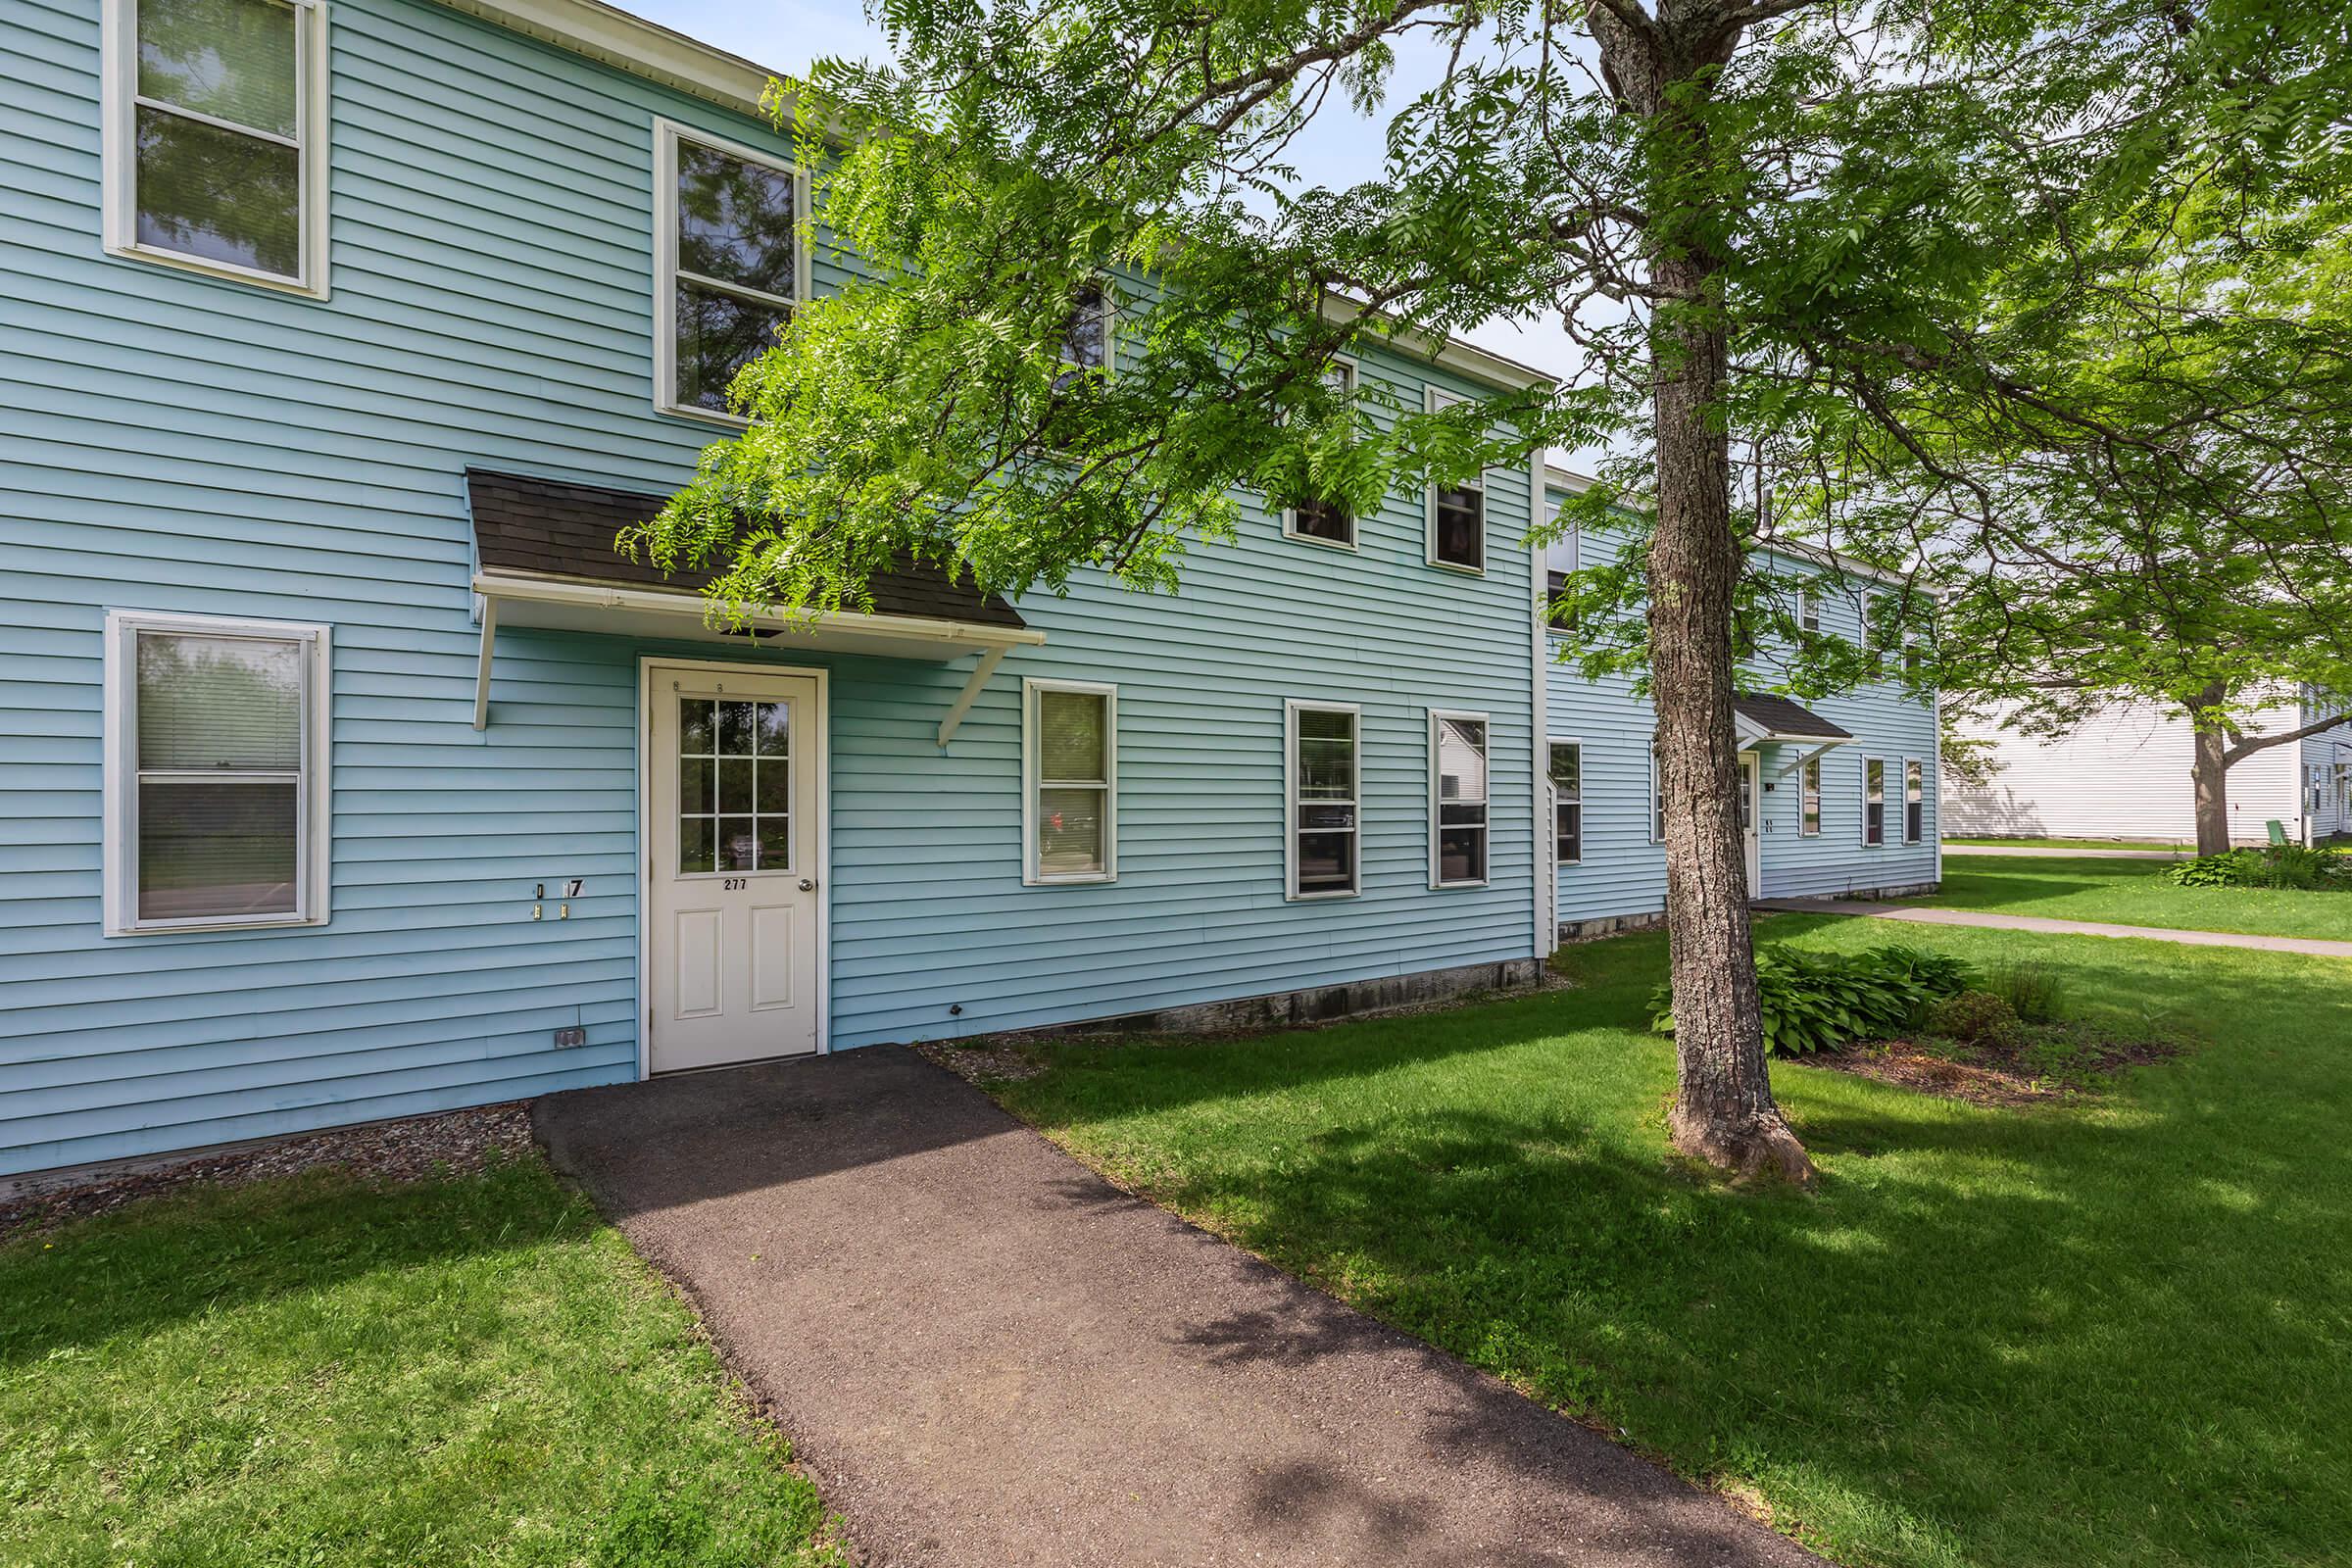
[
  {"xmin": 1650, "ymin": 943, "xmax": 1975, "ymax": 1057},
  {"xmin": 2167, "ymin": 845, "xmax": 2352, "ymax": 890},
  {"xmin": 1929, "ymin": 989, "xmax": 2026, "ymax": 1051},
  {"xmin": 1986, "ymin": 959, "xmax": 2067, "ymax": 1025}
]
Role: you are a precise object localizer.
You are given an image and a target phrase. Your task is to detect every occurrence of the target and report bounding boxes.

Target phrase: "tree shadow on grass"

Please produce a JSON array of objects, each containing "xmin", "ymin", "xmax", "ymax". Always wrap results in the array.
[{"xmin": 1003, "ymin": 927, "xmax": 2352, "ymax": 1566}]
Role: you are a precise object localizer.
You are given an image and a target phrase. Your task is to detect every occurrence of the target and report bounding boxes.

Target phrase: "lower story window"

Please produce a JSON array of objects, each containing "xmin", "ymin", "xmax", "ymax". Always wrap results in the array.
[
  {"xmin": 1863, "ymin": 757, "xmax": 1886, "ymax": 847},
  {"xmin": 106, "ymin": 610, "xmax": 329, "ymax": 934},
  {"xmin": 1024, "ymin": 678, "xmax": 1115, "ymax": 883},
  {"xmin": 1288, "ymin": 702, "xmax": 1360, "ymax": 897},
  {"xmin": 1905, "ymin": 758, "xmax": 1925, "ymax": 844},
  {"xmin": 1431, "ymin": 710, "xmax": 1490, "ymax": 886},
  {"xmin": 1549, "ymin": 742, "xmax": 1582, "ymax": 864},
  {"xmin": 1801, "ymin": 756, "xmax": 1822, "ymax": 836}
]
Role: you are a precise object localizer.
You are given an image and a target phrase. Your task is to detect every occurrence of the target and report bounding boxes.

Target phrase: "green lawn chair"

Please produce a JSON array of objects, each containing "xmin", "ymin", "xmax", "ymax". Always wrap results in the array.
[{"xmin": 2267, "ymin": 819, "xmax": 2289, "ymax": 847}]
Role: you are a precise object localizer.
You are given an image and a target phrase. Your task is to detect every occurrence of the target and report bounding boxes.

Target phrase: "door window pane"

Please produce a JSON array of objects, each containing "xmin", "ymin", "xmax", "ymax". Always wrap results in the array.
[{"xmin": 679, "ymin": 695, "xmax": 788, "ymax": 873}]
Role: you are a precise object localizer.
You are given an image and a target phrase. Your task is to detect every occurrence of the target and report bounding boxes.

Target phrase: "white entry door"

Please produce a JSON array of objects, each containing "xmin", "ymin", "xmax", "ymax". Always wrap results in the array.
[
  {"xmin": 1739, "ymin": 752, "xmax": 1761, "ymax": 893},
  {"xmin": 647, "ymin": 665, "xmax": 823, "ymax": 1073}
]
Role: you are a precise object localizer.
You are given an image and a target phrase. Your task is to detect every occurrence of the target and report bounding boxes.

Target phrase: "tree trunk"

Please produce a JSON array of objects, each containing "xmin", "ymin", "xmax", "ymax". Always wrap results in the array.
[
  {"xmin": 2185, "ymin": 681, "xmax": 2232, "ymax": 856},
  {"xmin": 1645, "ymin": 258, "xmax": 1816, "ymax": 1186},
  {"xmin": 1592, "ymin": 4, "xmax": 1813, "ymax": 1186}
]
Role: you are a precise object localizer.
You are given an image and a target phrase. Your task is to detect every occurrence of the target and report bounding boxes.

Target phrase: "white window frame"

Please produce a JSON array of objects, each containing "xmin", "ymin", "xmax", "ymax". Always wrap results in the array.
[
  {"xmin": 1800, "ymin": 755, "xmax": 1822, "ymax": 836},
  {"xmin": 100, "ymin": 0, "xmax": 332, "ymax": 298},
  {"xmin": 1650, "ymin": 744, "xmax": 1667, "ymax": 844},
  {"xmin": 1548, "ymin": 739, "xmax": 1583, "ymax": 865},
  {"xmin": 103, "ymin": 609, "xmax": 331, "ymax": 937},
  {"xmin": 1795, "ymin": 587, "xmax": 1819, "ymax": 635},
  {"xmin": 1423, "ymin": 387, "xmax": 1487, "ymax": 575},
  {"xmin": 1283, "ymin": 699, "xmax": 1362, "ymax": 901},
  {"xmin": 1021, "ymin": 676, "xmax": 1117, "ymax": 886},
  {"xmin": 653, "ymin": 118, "xmax": 812, "ymax": 426},
  {"xmin": 1861, "ymin": 756, "xmax": 1886, "ymax": 847},
  {"xmin": 1428, "ymin": 708, "xmax": 1491, "ymax": 889},
  {"xmin": 1904, "ymin": 757, "xmax": 1925, "ymax": 844},
  {"xmin": 1280, "ymin": 356, "xmax": 1359, "ymax": 551}
]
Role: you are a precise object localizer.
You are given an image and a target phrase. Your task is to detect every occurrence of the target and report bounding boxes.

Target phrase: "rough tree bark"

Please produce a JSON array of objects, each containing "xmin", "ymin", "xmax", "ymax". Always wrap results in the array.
[
  {"xmin": 2186, "ymin": 681, "xmax": 2234, "ymax": 856},
  {"xmin": 1593, "ymin": 3, "xmax": 1816, "ymax": 1185}
]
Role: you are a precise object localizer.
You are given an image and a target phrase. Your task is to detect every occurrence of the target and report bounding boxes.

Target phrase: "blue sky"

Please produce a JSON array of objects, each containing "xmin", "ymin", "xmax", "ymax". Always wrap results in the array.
[{"xmin": 634, "ymin": 0, "xmax": 1587, "ymax": 396}]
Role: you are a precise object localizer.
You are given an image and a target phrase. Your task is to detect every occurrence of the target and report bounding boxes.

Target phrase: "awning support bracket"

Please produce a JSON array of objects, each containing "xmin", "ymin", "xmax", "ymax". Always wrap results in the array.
[
  {"xmin": 471, "ymin": 593, "xmax": 500, "ymax": 732},
  {"xmin": 936, "ymin": 644, "xmax": 1008, "ymax": 749},
  {"xmin": 1776, "ymin": 739, "xmax": 1844, "ymax": 778}
]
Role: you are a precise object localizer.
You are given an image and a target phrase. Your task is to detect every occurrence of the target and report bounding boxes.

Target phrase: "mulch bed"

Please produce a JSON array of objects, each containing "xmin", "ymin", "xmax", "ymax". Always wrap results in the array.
[
  {"xmin": 0, "ymin": 1101, "xmax": 536, "ymax": 1241},
  {"xmin": 1812, "ymin": 1031, "xmax": 2183, "ymax": 1108}
]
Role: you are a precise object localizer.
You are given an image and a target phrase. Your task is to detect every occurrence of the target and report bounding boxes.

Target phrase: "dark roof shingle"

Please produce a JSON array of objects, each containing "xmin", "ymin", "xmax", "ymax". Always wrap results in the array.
[
  {"xmin": 1733, "ymin": 693, "xmax": 1852, "ymax": 740},
  {"xmin": 466, "ymin": 468, "xmax": 1025, "ymax": 630}
]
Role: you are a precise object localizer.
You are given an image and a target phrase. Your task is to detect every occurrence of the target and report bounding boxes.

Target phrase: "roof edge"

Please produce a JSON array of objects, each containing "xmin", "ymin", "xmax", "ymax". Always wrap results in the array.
[{"xmin": 1544, "ymin": 462, "xmax": 1921, "ymax": 588}]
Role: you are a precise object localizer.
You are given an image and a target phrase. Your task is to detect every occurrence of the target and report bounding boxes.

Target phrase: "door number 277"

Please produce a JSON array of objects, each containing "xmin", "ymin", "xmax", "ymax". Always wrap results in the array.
[{"xmin": 721, "ymin": 877, "xmax": 748, "ymax": 891}]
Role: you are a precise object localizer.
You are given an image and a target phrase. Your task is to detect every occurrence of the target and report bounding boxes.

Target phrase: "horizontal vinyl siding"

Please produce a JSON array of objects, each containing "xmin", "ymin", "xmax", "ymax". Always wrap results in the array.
[
  {"xmin": 1946, "ymin": 699, "xmax": 2299, "ymax": 843},
  {"xmin": 1544, "ymin": 521, "xmax": 1939, "ymax": 925},
  {"xmin": 0, "ymin": 0, "xmax": 1539, "ymax": 1173}
]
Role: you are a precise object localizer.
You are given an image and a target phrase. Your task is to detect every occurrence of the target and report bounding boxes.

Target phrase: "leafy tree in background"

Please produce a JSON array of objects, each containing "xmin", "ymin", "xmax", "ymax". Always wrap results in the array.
[
  {"xmin": 1791, "ymin": 190, "xmax": 2352, "ymax": 855},
  {"xmin": 631, "ymin": 0, "xmax": 2344, "ymax": 1182}
]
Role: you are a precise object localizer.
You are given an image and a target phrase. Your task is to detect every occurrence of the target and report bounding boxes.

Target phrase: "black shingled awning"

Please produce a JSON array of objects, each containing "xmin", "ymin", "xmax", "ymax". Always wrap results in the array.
[
  {"xmin": 463, "ymin": 469, "xmax": 1042, "ymax": 735},
  {"xmin": 465, "ymin": 468, "xmax": 1026, "ymax": 631},
  {"xmin": 1732, "ymin": 693, "xmax": 1853, "ymax": 744}
]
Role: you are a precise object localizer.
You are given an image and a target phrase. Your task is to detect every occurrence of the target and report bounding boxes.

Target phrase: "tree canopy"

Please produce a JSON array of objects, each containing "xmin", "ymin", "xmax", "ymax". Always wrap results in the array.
[{"xmin": 627, "ymin": 0, "xmax": 2349, "ymax": 1177}]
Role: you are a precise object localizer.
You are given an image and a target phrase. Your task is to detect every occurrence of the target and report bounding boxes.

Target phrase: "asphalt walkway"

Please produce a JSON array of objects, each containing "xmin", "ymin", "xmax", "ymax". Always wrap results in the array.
[
  {"xmin": 536, "ymin": 1047, "xmax": 1826, "ymax": 1568},
  {"xmin": 1760, "ymin": 897, "xmax": 2352, "ymax": 958}
]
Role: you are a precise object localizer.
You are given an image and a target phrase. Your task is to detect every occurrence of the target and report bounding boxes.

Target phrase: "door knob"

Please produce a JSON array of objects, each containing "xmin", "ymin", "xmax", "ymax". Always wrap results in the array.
[{"xmin": 799, "ymin": 877, "xmax": 816, "ymax": 892}]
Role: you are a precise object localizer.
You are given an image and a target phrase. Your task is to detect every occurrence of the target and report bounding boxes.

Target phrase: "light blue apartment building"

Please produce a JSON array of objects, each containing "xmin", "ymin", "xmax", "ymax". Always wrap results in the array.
[
  {"xmin": 1538, "ymin": 467, "xmax": 1941, "ymax": 936},
  {"xmin": 0, "ymin": 0, "xmax": 1936, "ymax": 1178}
]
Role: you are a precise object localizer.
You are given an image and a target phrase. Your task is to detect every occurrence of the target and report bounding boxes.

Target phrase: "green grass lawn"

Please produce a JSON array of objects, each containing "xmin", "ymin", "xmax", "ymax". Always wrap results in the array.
[
  {"xmin": 1928, "ymin": 853, "xmax": 2352, "ymax": 942},
  {"xmin": 995, "ymin": 920, "xmax": 2352, "ymax": 1568},
  {"xmin": 1942, "ymin": 835, "xmax": 2190, "ymax": 852},
  {"xmin": 0, "ymin": 1153, "xmax": 844, "ymax": 1568}
]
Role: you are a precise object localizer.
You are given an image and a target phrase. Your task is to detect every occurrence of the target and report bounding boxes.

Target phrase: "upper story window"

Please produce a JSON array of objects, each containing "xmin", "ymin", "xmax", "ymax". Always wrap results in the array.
[
  {"xmin": 1286, "ymin": 702, "xmax": 1360, "ymax": 899},
  {"xmin": 1022, "ymin": 678, "xmax": 1116, "ymax": 884},
  {"xmin": 104, "ymin": 610, "xmax": 330, "ymax": 935},
  {"xmin": 656, "ymin": 120, "xmax": 807, "ymax": 421},
  {"xmin": 1280, "ymin": 360, "xmax": 1357, "ymax": 549},
  {"xmin": 1430, "ymin": 710, "xmax": 1490, "ymax": 887},
  {"xmin": 1795, "ymin": 587, "xmax": 1819, "ymax": 635},
  {"xmin": 1057, "ymin": 280, "xmax": 1113, "ymax": 383},
  {"xmin": 1424, "ymin": 389, "xmax": 1486, "ymax": 573},
  {"xmin": 1543, "ymin": 502, "xmax": 1579, "ymax": 631},
  {"xmin": 103, "ymin": 0, "xmax": 329, "ymax": 295}
]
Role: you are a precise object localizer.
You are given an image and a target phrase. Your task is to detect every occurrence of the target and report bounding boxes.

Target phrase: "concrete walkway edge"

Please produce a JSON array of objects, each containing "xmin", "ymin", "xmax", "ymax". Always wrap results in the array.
[{"xmin": 1759, "ymin": 897, "xmax": 2352, "ymax": 958}]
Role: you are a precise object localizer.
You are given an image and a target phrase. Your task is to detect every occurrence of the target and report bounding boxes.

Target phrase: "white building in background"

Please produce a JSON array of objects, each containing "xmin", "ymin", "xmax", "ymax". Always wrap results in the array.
[{"xmin": 1946, "ymin": 693, "xmax": 2352, "ymax": 845}]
